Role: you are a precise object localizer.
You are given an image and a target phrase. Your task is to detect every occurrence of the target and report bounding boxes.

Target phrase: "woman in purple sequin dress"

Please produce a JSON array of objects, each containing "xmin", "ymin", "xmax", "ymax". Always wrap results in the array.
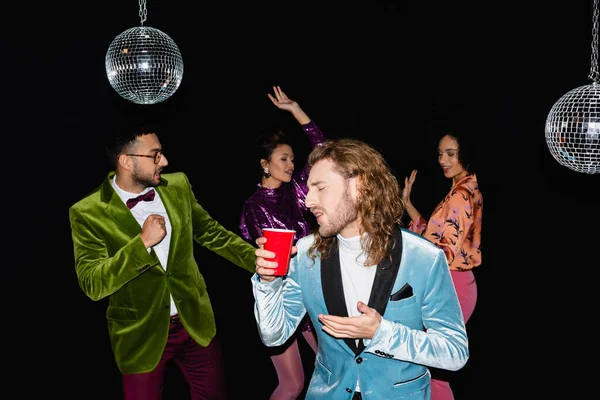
[{"xmin": 240, "ymin": 86, "xmax": 323, "ymax": 400}]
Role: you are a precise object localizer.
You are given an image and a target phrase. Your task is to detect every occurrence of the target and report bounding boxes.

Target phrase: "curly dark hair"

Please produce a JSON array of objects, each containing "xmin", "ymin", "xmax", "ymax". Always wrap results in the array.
[{"xmin": 437, "ymin": 130, "xmax": 475, "ymax": 174}]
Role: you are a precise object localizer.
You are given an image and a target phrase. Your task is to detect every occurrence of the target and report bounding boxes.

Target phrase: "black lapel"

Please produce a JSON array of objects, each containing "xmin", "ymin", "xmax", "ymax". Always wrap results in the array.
[
  {"xmin": 321, "ymin": 238, "xmax": 358, "ymax": 353},
  {"xmin": 356, "ymin": 226, "xmax": 403, "ymax": 354}
]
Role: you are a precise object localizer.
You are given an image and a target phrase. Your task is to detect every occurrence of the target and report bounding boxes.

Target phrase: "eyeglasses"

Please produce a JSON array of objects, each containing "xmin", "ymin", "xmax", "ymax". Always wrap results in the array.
[{"xmin": 126, "ymin": 151, "xmax": 163, "ymax": 164}]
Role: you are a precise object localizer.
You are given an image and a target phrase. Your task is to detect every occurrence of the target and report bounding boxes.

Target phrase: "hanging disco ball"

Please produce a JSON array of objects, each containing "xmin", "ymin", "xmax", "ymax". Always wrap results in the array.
[
  {"xmin": 545, "ymin": 82, "xmax": 600, "ymax": 174},
  {"xmin": 105, "ymin": 26, "xmax": 183, "ymax": 105}
]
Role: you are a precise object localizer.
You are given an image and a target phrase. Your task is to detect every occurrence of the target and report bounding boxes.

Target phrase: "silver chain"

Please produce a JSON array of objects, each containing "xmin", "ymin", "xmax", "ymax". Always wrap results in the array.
[
  {"xmin": 139, "ymin": 0, "xmax": 148, "ymax": 26},
  {"xmin": 589, "ymin": 0, "xmax": 599, "ymax": 82}
]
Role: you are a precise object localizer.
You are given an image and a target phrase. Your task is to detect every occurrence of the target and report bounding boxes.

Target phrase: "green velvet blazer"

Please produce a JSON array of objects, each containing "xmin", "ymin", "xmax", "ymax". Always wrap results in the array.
[{"xmin": 69, "ymin": 171, "xmax": 256, "ymax": 374}]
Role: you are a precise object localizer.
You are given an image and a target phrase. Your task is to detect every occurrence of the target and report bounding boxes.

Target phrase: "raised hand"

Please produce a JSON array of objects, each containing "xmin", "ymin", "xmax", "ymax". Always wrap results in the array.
[
  {"xmin": 402, "ymin": 169, "xmax": 418, "ymax": 206},
  {"xmin": 267, "ymin": 86, "xmax": 310, "ymax": 124},
  {"xmin": 267, "ymin": 86, "xmax": 298, "ymax": 112}
]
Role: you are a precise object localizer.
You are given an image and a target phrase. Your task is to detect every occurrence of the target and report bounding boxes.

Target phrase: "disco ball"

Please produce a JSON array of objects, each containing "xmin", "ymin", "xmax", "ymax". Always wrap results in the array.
[
  {"xmin": 545, "ymin": 82, "xmax": 600, "ymax": 174},
  {"xmin": 105, "ymin": 26, "xmax": 183, "ymax": 105}
]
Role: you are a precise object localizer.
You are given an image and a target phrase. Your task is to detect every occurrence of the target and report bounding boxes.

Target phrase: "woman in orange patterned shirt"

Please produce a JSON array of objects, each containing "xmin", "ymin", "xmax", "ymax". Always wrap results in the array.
[{"xmin": 402, "ymin": 132, "xmax": 482, "ymax": 400}]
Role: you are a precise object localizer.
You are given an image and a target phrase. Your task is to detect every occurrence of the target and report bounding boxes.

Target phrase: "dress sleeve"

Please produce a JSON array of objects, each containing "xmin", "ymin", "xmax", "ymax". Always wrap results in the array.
[
  {"xmin": 294, "ymin": 121, "xmax": 326, "ymax": 199},
  {"xmin": 423, "ymin": 186, "xmax": 475, "ymax": 267},
  {"xmin": 407, "ymin": 215, "xmax": 429, "ymax": 235},
  {"xmin": 240, "ymin": 201, "xmax": 272, "ymax": 242}
]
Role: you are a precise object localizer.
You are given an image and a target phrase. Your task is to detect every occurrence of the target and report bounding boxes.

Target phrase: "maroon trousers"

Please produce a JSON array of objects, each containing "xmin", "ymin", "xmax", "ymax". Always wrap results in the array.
[{"xmin": 122, "ymin": 318, "xmax": 226, "ymax": 400}]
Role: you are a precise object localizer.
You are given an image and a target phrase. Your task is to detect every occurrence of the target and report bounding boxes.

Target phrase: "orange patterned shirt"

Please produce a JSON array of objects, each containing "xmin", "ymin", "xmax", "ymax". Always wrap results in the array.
[{"xmin": 408, "ymin": 174, "xmax": 482, "ymax": 271}]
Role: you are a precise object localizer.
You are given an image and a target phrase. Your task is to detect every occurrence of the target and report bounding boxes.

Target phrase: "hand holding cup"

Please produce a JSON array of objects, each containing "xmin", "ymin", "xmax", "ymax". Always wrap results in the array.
[{"xmin": 255, "ymin": 229, "xmax": 297, "ymax": 281}]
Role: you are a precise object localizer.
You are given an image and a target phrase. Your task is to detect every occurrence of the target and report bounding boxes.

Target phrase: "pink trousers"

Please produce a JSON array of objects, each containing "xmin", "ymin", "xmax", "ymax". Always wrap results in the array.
[{"xmin": 431, "ymin": 269, "xmax": 477, "ymax": 400}]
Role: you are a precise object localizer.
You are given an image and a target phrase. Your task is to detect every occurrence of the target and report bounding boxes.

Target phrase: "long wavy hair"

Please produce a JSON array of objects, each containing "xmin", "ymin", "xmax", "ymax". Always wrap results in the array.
[{"xmin": 307, "ymin": 138, "xmax": 405, "ymax": 266}]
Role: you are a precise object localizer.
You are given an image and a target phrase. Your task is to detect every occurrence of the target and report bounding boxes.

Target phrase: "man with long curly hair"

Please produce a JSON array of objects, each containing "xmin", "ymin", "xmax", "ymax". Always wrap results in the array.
[{"xmin": 251, "ymin": 138, "xmax": 469, "ymax": 400}]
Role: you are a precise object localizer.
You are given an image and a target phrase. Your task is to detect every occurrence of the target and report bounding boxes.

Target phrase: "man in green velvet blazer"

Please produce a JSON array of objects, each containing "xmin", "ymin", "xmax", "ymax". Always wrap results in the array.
[{"xmin": 69, "ymin": 127, "xmax": 256, "ymax": 399}]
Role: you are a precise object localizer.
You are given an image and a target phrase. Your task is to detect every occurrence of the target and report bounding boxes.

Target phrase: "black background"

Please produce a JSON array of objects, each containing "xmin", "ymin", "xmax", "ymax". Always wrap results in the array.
[{"xmin": 4, "ymin": 1, "xmax": 598, "ymax": 398}]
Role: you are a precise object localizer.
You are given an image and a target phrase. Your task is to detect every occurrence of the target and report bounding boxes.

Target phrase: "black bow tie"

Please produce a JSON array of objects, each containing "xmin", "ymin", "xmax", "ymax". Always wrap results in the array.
[{"xmin": 126, "ymin": 189, "xmax": 156, "ymax": 209}]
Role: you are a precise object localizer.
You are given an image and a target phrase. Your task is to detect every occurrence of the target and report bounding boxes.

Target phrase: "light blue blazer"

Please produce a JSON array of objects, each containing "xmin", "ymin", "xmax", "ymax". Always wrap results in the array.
[{"xmin": 252, "ymin": 227, "xmax": 468, "ymax": 400}]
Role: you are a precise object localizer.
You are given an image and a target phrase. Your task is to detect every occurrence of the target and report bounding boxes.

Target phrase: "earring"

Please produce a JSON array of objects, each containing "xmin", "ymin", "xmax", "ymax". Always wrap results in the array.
[{"xmin": 262, "ymin": 167, "xmax": 271, "ymax": 179}]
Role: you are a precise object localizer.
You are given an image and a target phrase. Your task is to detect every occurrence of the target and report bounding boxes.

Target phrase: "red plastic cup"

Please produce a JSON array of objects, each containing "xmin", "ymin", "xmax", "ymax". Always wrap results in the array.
[{"xmin": 262, "ymin": 228, "xmax": 295, "ymax": 276}]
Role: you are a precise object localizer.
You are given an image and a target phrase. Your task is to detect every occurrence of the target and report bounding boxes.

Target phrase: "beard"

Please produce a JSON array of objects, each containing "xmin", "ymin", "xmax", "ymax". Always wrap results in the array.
[
  {"xmin": 132, "ymin": 165, "xmax": 160, "ymax": 188},
  {"xmin": 318, "ymin": 187, "xmax": 358, "ymax": 237}
]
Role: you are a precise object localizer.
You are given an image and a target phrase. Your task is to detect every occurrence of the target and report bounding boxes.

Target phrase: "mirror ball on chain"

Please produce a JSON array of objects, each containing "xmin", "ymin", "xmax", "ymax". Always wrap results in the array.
[
  {"xmin": 105, "ymin": 26, "xmax": 184, "ymax": 105},
  {"xmin": 545, "ymin": 82, "xmax": 600, "ymax": 174}
]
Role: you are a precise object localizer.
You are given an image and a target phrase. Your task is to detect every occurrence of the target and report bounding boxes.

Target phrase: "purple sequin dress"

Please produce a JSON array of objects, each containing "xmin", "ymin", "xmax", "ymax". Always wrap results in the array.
[
  {"xmin": 239, "ymin": 121, "xmax": 325, "ymax": 246},
  {"xmin": 240, "ymin": 121, "xmax": 324, "ymax": 334}
]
